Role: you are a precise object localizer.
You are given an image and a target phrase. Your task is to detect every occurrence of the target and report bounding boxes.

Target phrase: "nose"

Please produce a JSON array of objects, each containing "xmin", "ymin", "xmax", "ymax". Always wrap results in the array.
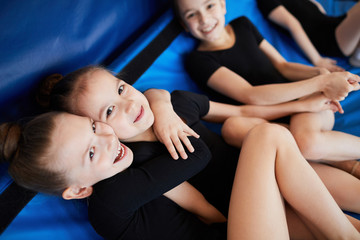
[
  {"xmin": 95, "ymin": 121, "xmax": 115, "ymax": 135},
  {"xmin": 124, "ymin": 99, "xmax": 136, "ymax": 114},
  {"xmin": 96, "ymin": 124, "xmax": 117, "ymax": 152},
  {"xmin": 199, "ymin": 11, "xmax": 209, "ymax": 25}
]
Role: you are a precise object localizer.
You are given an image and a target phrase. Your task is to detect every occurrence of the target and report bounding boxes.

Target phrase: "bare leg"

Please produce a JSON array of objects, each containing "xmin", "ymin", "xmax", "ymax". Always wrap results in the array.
[
  {"xmin": 335, "ymin": 2, "xmax": 360, "ymax": 56},
  {"xmin": 330, "ymin": 160, "xmax": 360, "ymax": 179},
  {"xmin": 227, "ymin": 123, "xmax": 359, "ymax": 240},
  {"xmin": 285, "ymin": 204, "xmax": 317, "ymax": 240},
  {"xmin": 310, "ymin": 162, "xmax": 360, "ymax": 213},
  {"xmin": 221, "ymin": 116, "xmax": 267, "ymax": 147},
  {"xmin": 225, "ymin": 116, "xmax": 360, "ymax": 212},
  {"xmin": 287, "ymin": 203, "xmax": 360, "ymax": 239},
  {"xmin": 221, "ymin": 116, "xmax": 289, "ymax": 148},
  {"xmin": 290, "ymin": 110, "xmax": 360, "ymax": 161},
  {"xmin": 224, "ymin": 114, "xmax": 360, "ymax": 212}
]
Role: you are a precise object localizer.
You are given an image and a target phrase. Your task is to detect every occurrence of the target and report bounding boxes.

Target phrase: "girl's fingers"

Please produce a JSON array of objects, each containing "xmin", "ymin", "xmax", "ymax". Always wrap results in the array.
[
  {"xmin": 162, "ymin": 136, "xmax": 179, "ymax": 160},
  {"xmin": 183, "ymin": 126, "xmax": 200, "ymax": 138},
  {"xmin": 330, "ymin": 100, "xmax": 344, "ymax": 114},
  {"xmin": 179, "ymin": 134, "xmax": 195, "ymax": 153},
  {"xmin": 171, "ymin": 135, "xmax": 187, "ymax": 159}
]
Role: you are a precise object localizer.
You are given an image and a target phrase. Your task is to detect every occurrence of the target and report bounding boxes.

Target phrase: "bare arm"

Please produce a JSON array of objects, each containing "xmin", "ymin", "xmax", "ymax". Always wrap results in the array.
[
  {"xmin": 208, "ymin": 62, "xmax": 359, "ymax": 105},
  {"xmin": 208, "ymin": 67, "xmax": 320, "ymax": 105},
  {"xmin": 144, "ymin": 89, "xmax": 199, "ymax": 160},
  {"xmin": 259, "ymin": 39, "xmax": 327, "ymax": 80},
  {"xmin": 267, "ymin": 6, "xmax": 343, "ymax": 72},
  {"xmin": 164, "ymin": 182, "xmax": 226, "ymax": 224},
  {"xmin": 202, "ymin": 93, "xmax": 341, "ymax": 123}
]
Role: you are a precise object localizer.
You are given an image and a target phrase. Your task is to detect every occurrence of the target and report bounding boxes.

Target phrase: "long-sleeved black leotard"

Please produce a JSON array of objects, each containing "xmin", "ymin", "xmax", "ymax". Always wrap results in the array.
[
  {"xmin": 256, "ymin": 0, "xmax": 346, "ymax": 57},
  {"xmin": 88, "ymin": 91, "xmax": 240, "ymax": 240}
]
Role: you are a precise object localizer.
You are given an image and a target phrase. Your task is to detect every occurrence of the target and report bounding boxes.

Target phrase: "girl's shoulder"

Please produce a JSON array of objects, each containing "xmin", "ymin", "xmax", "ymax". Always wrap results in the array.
[
  {"xmin": 229, "ymin": 16, "xmax": 263, "ymax": 43},
  {"xmin": 171, "ymin": 90, "xmax": 210, "ymax": 122},
  {"xmin": 229, "ymin": 16, "xmax": 256, "ymax": 31}
]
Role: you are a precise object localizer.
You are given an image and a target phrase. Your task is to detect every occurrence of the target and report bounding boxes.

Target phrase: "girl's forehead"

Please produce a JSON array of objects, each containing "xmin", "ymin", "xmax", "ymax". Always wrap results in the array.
[
  {"xmin": 178, "ymin": 0, "xmax": 216, "ymax": 12},
  {"xmin": 86, "ymin": 71, "xmax": 117, "ymax": 88}
]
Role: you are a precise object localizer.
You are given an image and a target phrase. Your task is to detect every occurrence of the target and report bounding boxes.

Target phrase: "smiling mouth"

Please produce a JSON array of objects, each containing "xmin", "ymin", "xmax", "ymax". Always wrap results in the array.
[
  {"xmin": 201, "ymin": 23, "xmax": 217, "ymax": 34},
  {"xmin": 113, "ymin": 141, "xmax": 126, "ymax": 164},
  {"xmin": 134, "ymin": 106, "xmax": 144, "ymax": 123}
]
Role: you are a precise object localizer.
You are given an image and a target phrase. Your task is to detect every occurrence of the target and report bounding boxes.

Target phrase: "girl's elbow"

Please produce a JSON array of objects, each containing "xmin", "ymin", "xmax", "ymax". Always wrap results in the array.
[
  {"xmin": 289, "ymin": 18, "xmax": 302, "ymax": 31},
  {"xmin": 242, "ymin": 96, "xmax": 265, "ymax": 105},
  {"xmin": 274, "ymin": 62, "xmax": 290, "ymax": 77},
  {"xmin": 237, "ymin": 94, "xmax": 256, "ymax": 105}
]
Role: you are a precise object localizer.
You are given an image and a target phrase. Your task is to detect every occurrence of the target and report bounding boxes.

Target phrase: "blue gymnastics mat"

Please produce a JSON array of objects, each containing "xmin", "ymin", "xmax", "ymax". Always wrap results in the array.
[{"xmin": 1, "ymin": 0, "xmax": 359, "ymax": 239}]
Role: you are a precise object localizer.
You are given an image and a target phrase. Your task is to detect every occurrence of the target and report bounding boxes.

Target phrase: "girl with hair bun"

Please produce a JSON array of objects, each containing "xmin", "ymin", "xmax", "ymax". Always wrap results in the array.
[{"xmin": 0, "ymin": 111, "xmax": 227, "ymax": 234}]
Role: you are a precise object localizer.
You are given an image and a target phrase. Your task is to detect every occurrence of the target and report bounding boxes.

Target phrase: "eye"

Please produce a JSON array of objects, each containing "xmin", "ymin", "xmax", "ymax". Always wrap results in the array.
[
  {"xmin": 118, "ymin": 85, "xmax": 124, "ymax": 95},
  {"xmin": 92, "ymin": 122, "xmax": 96, "ymax": 133},
  {"xmin": 89, "ymin": 147, "xmax": 95, "ymax": 160},
  {"xmin": 207, "ymin": 3, "xmax": 214, "ymax": 9},
  {"xmin": 186, "ymin": 12, "xmax": 195, "ymax": 19},
  {"xmin": 106, "ymin": 106, "xmax": 114, "ymax": 117}
]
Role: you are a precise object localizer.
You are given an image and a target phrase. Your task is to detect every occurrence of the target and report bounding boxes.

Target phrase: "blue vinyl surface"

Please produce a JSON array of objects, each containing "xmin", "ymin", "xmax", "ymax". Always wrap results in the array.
[{"xmin": 1, "ymin": 0, "xmax": 360, "ymax": 239}]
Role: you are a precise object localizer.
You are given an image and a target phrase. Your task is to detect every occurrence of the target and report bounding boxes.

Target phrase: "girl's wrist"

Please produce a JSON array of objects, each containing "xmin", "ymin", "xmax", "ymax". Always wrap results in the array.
[
  {"xmin": 293, "ymin": 99, "xmax": 304, "ymax": 112},
  {"xmin": 315, "ymin": 73, "xmax": 327, "ymax": 93},
  {"xmin": 311, "ymin": 53, "xmax": 322, "ymax": 66}
]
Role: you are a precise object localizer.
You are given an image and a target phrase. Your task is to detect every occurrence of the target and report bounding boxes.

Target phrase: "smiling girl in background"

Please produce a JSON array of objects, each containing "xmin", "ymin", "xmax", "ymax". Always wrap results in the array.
[{"xmin": 174, "ymin": 0, "xmax": 360, "ymax": 177}]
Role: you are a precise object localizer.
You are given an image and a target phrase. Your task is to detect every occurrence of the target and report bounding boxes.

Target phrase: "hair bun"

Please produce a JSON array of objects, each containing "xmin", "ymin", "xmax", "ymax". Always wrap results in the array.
[
  {"xmin": 36, "ymin": 73, "xmax": 63, "ymax": 109},
  {"xmin": 0, "ymin": 122, "xmax": 21, "ymax": 163}
]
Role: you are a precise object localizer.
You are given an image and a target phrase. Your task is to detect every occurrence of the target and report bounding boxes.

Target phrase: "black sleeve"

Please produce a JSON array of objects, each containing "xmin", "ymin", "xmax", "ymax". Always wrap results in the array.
[
  {"xmin": 185, "ymin": 51, "xmax": 222, "ymax": 89},
  {"xmin": 171, "ymin": 90, "xmax": 210, "ymax": 125},
  {"xmin": 233, "ymin": 16, "xmax": 264, "ymax": 45},
  {"xmin": 256, "ymin": 0, "xmax": 281, "ymax": 17},
  {"xmin": 92, "ymin": 137, "xmax": 211, "ymax": 217}
]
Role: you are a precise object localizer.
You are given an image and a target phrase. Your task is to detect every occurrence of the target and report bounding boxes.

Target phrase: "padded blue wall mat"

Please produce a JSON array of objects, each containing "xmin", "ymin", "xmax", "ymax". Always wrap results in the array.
[
  {"xmin": 1, "ymin": 0, "xmax": 360, "ymax": 239},
  {"xmin": 0, "ymin": 0, "xmax": 170, "ymax": 122}
]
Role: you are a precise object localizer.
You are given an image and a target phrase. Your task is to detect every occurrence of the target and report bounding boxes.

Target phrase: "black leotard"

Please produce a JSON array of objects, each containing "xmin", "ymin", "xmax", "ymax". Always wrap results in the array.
[
  {"xmin": 88, "ymin": 91, "xmax": 240, "ymax": 240},
  {"xmin": 256, "ymin": 0, "xmax": 346, "ymax": 57},
  {"xmin": 186, "ymin": 17, "xmax": 289, "ymax": 105}
]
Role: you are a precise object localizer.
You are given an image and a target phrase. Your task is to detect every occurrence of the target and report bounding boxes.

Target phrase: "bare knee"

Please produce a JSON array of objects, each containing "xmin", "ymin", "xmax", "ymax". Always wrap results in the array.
[
  {"xmin": 246, "ymin": 123, "xmax": 293, "ymax": 146},
  {"xmin": 291, "ymin": 129, "xmax": 323, "ymax": 160},
  {"xmin": 222, "ymin": 117, "xmax": 267, "ymax": 147},
  {"xmin": 222, "ymin": 118, "xmax": 241, "ymax": 146}
]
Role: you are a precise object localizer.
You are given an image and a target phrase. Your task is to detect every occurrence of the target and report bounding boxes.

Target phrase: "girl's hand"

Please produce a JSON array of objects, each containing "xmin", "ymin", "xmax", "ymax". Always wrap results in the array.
[
  {"xmin": 322, "ymin": 72, "xmax": 360, "ymax": 101},
  {"xmin": 299, "ymin": 93, "xmax": 343, "ymax": 113},
  {"xmin": 315, "ymin": 57, "xmax": 344, "ymax": 73},
  {"xmin": 144, "ymin": 88, "xmax": 199, "ymax": 159},
  {"xmin": 153, "ymin": 110, "xmax": 199, "ymax": 160}
]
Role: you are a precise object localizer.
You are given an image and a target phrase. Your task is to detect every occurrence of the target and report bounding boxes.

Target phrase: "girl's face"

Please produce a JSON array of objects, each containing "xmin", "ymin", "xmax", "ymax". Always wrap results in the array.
[
  {"xmin": 177, "ymin": 0, "xmax": 226, "ymax": 43},
  {"xmin": 52, "ymin": 113, "xmax": 133, "ymax": 188},
  {"xmin": 75, "ymin": 69, "xmax": 154, "ymax": 141}
]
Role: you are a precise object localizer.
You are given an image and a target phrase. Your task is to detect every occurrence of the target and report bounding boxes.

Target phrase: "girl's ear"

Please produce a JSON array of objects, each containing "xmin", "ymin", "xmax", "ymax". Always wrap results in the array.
[{"xmin": 62, "ymin": 186, "xmax": 93, "ymax": 200}]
